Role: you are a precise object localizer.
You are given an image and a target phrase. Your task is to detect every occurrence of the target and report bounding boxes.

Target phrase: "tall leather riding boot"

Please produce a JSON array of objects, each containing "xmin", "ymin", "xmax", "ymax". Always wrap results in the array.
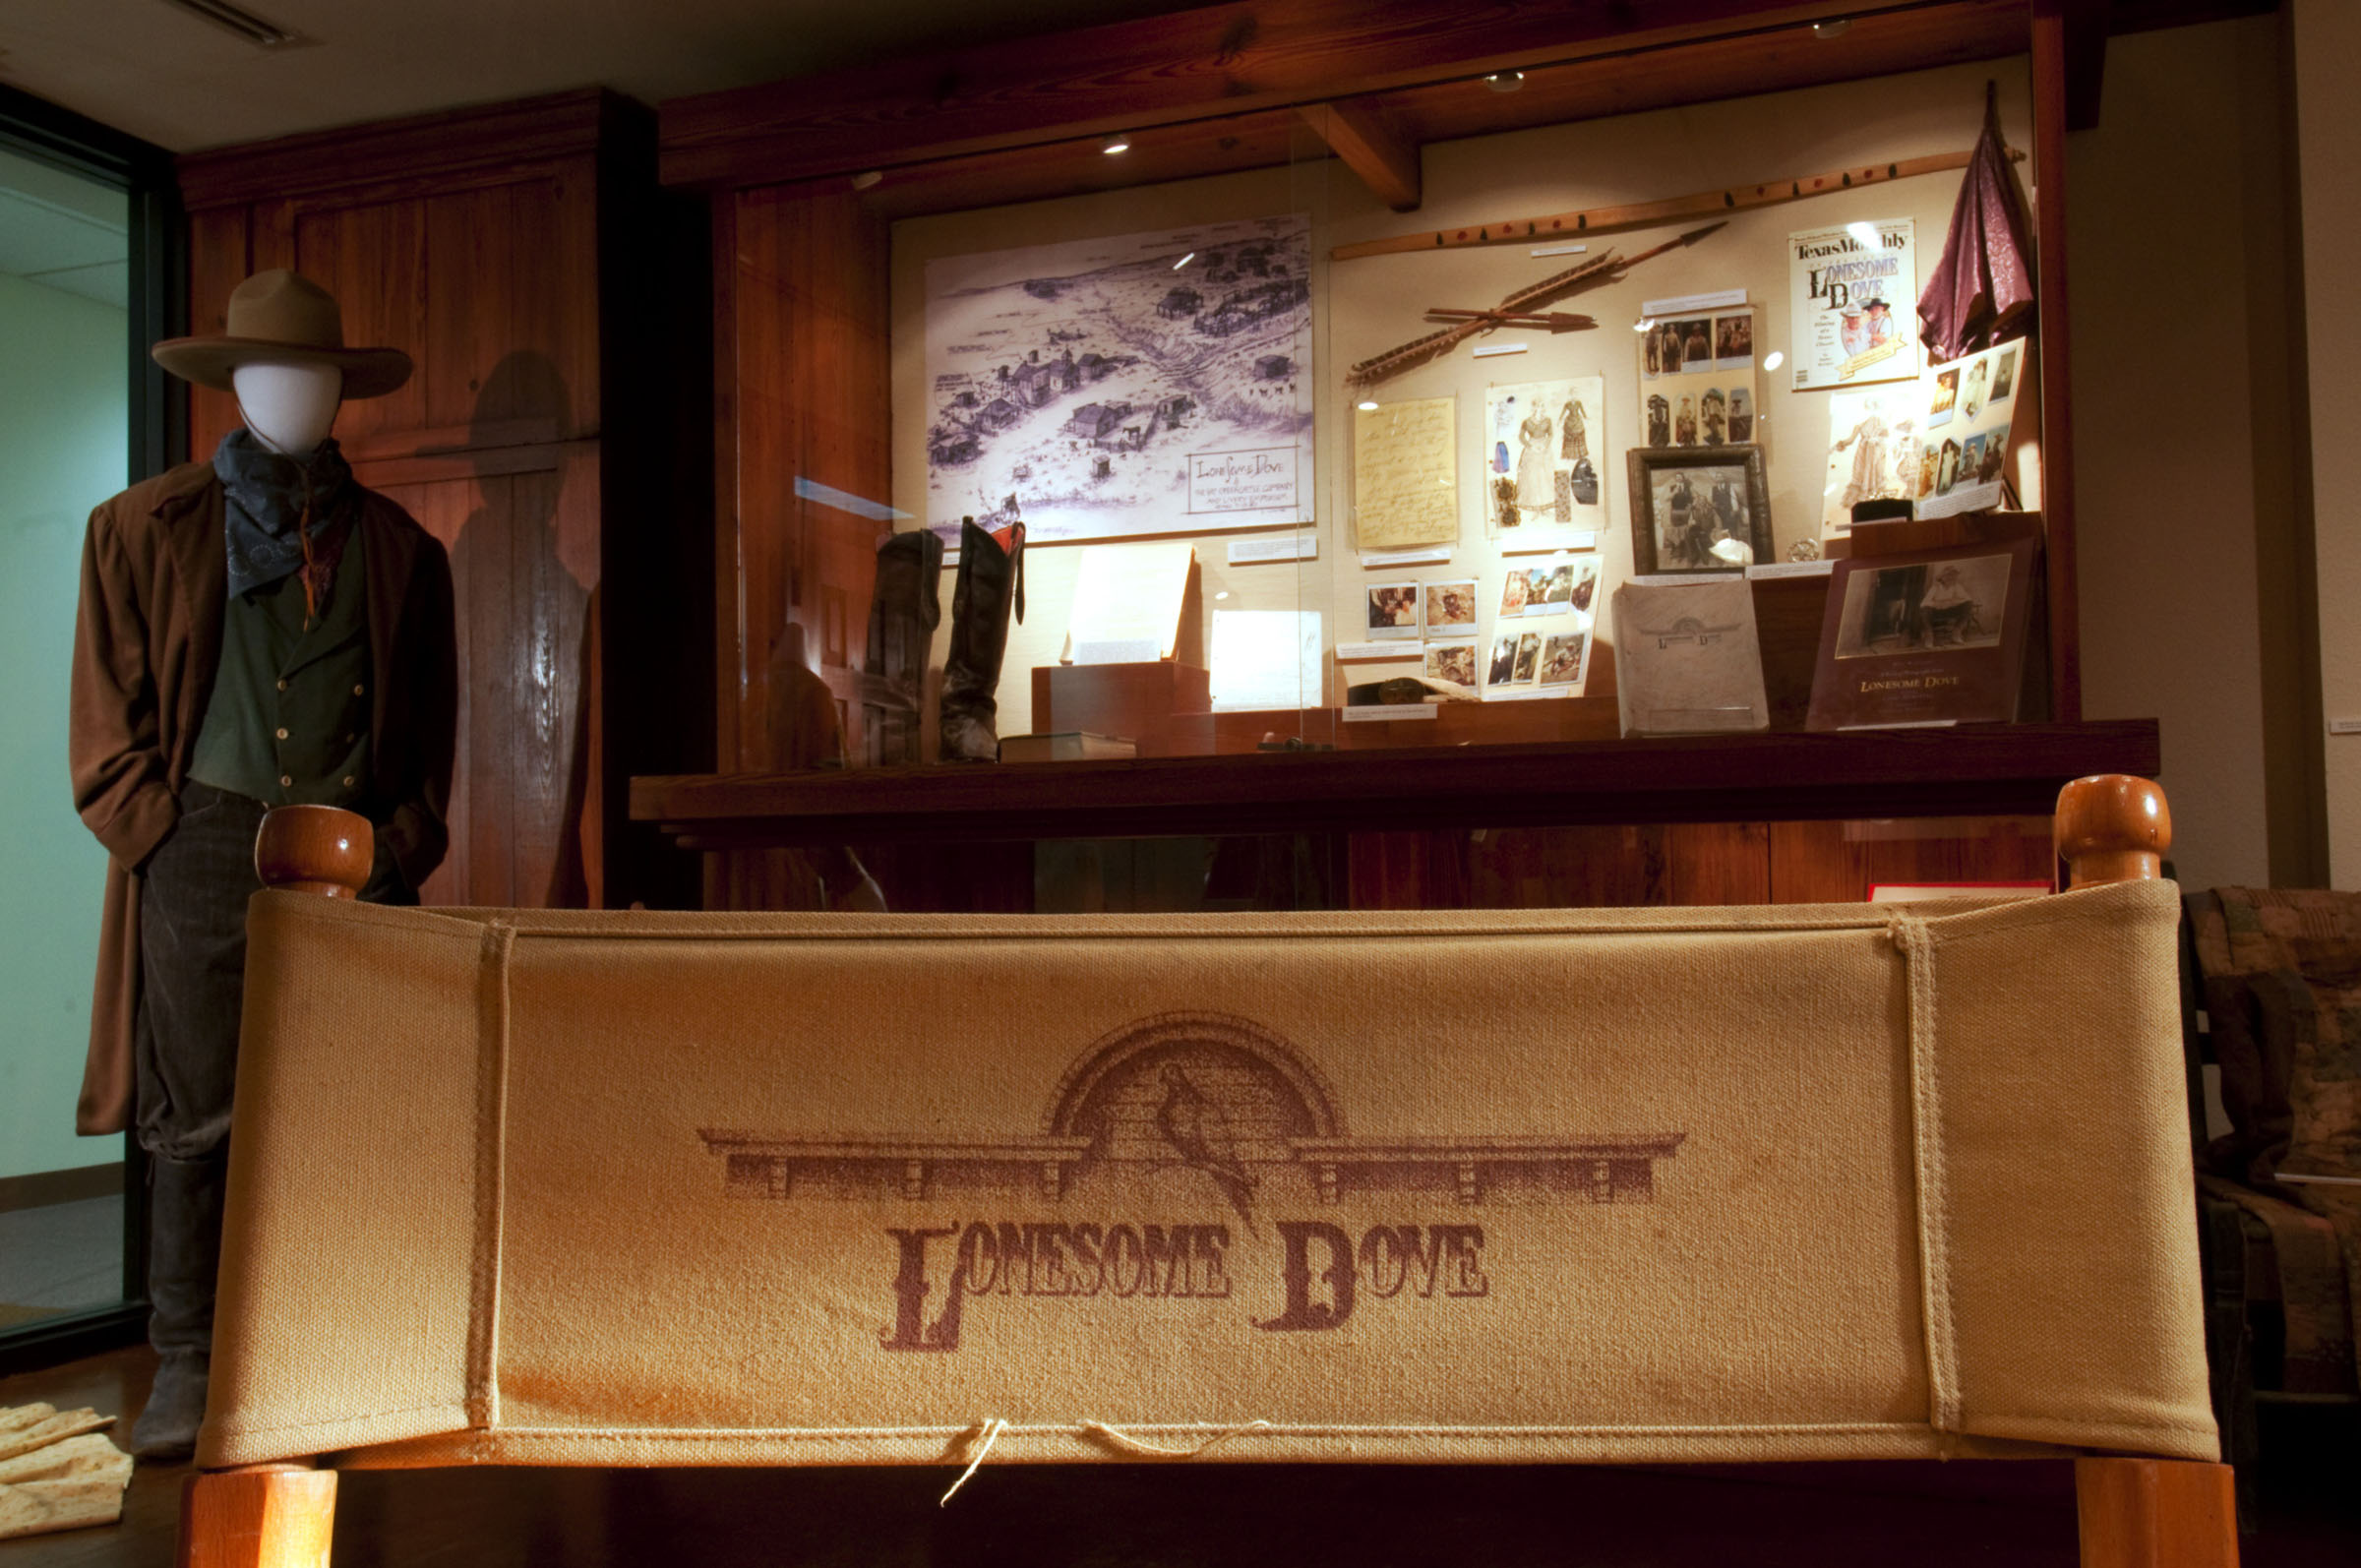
[
  {"xmin": 866, "ymin": 529, "xmax": 943, "ymax": 765},
  {"xmin": 131, "ymin": 1152, "xmax": 227, "ymax": 1462},
  {"xmin": 938, "ymin": 516, "xmax": 1025, "ymax": 762}
]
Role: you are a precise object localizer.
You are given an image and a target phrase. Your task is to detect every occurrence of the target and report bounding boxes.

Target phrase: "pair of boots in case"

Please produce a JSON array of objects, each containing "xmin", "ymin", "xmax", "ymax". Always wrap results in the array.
[
  {"xmin": 872, "ymin": 515, "xmax": 1024, "ymax": 762},
  {"xmin": 131, "ymin": 1152, "xmax": 226, "ymax": 1462}
]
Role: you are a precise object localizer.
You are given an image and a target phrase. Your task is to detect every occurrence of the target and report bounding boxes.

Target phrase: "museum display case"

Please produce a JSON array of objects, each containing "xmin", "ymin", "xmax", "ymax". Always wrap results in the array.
[{"xmin": 630, "ymin": 0, "xmax": 2148, "ymax": 912}]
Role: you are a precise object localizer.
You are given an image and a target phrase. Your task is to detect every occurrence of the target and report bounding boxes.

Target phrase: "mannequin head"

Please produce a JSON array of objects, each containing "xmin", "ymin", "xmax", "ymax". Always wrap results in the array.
[{"xmin": 232, "ymin": 360, "xmax": 343, "ymax": 456}]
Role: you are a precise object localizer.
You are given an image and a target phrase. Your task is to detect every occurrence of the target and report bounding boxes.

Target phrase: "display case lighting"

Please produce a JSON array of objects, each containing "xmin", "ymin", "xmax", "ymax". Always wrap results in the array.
[
  {"xmin": 1102, "ymin": 135, "xmax": 1132, "ymax": 154},
  {"xmin": 1484, "ymin": 71, "xmax": 1524, "ymax": 92},
  {"xmin": 1811, "ymin": 18, "xmax": 1851, "ymax": 39}
]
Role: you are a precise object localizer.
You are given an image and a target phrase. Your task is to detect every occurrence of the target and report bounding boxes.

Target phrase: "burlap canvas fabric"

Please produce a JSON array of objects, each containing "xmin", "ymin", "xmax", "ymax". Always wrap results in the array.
[{"xmin": 200, "ymin": 882, "xmax": 2215, "ymax": 1471}]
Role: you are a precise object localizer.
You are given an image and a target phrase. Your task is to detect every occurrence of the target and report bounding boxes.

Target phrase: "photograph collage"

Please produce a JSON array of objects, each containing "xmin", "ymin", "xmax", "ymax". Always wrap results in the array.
[
  {"xmin": 1913, "ymin": 336, "xmax": 2024, "ymax": 519},
  {"xmin": 1362, "ymin": 558, "xmax": 1599, "ymax": 697},
  {"xmin": 1639, "ymin": 307, "xmax": 1756, "ymax": 453}
]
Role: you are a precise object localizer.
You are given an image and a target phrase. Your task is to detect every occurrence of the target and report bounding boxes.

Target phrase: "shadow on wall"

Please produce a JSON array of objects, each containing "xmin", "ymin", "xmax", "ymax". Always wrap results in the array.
[{"xmin": 447, "ymin": 349, "xmax": 595, "ymax": 908}]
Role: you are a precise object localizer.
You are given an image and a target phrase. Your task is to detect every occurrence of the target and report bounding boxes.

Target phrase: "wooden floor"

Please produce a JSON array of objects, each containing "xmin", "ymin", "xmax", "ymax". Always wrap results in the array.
[{"xmin": 5, "ymin": 1345, "xmax": 2356, "ymax": 1567}]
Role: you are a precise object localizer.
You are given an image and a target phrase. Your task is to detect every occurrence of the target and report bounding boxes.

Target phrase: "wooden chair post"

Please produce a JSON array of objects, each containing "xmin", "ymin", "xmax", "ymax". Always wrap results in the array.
[
  {"xmin": 251, "ymin": 805, "xmax": 374, "ymax": 898},
  {"xmin": 2055, "ymin": 773, "xmax": 2171, "ymax": 888},
  {"xmin": 2076, "ymin": 1456, "xmax": 2238, "ymax": 1568},
  {"xmin": 2055, "ymin": 774, "xmax": 2235, "ymax": 1568},
  {"xmin": 173, "ymin": 807, "xmax": 372, "ymax": 1568},
  {"xmin": 177, "ymin": 1463, "xmax": 335, "ymax": 1568}
]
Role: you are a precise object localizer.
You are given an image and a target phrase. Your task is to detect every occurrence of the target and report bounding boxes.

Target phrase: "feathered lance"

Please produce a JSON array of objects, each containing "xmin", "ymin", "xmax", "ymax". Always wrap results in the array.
[{"xmin": 1346, "ymin": 220, "xmax": 1727, "ymax": 388}]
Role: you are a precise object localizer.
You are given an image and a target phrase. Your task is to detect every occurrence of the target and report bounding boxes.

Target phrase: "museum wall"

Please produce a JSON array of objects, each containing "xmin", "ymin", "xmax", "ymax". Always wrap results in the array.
[
  {"xmin": 0, "ymin": 272, "xmax": 120, "ymax": 1180},
  {"xmin": 2069, "ymin": 12, "xmax": 2304, "ymax": 892},
  {"xmin": 2291, "ymin": 0, "xmax": 2360, "ymax": 889},
  {"xmin": 890, "ymin": 58, "xmax": 2035, "ymax": 741}
]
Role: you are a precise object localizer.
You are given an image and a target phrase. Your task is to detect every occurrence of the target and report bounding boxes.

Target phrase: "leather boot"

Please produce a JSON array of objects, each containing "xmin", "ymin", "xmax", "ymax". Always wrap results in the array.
[
  {"xmin": 866, "ymin": 529, "xmax": 942, "ymax": 765},
  {"xmin": 131, "ymin": 1152, "xmax": 226, "ymax": 1462},
  {"xmin": 938, "ymin": 516, "xmax": 1025, "ymax": 762}
]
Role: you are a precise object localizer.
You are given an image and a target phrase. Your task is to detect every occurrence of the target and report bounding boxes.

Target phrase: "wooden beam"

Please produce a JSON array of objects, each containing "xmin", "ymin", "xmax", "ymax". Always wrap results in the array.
[
  {"xmin": 177, "ymin": 89, "xmax": 643, "ymax": 211},
  {"xmin": 1298, "ymin": 101, "xmax": 1421, "ymax": 211},
  {"xmin": 1332, "ymin": 147, "xmax": 2015, "ymax": 262},
  {"xmin": 2031, "ymin": 0, "xmax": 2083, "ymax": 721},
  {"xmin": 2062, "ymin": 0, "xmax": 2110, "ymax": 130},
  {"xmin": 659, "ymin": 0, "xmax": 1876, "ymax": 189}
]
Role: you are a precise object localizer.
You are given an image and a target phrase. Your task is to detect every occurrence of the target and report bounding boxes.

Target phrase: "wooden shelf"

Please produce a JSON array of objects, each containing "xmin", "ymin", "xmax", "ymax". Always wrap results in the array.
[{"xmin": 633, "ymin": 718, "xmax": 2158, "ymax": 848}]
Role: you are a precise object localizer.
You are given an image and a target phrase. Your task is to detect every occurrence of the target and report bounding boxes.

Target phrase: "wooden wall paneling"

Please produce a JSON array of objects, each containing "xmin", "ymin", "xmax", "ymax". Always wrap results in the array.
[
  {"xmin": 1665, "ymin": 821, "xmax": 1775, "ymax": 904},
  {"xmin": 1348, "ymin": 830, "xmax": 1475, "ymax": 910},
  {"xmin": 1766, "ymin": 815, "xmax": 2058, "ymax": 903},
  {"xmin": 709, "ymin": 193, "xmax": 743, "ymax": 771},
  {"xmin": 723, "ymin": 186, "xmax": 890, "ymax": 777},
  {"xmin": 290, "ymin": 198, "xmax": 430, "ymax": 449},
  {"xmin": 185, "ymin": 206, "xmax": 250, "ymax": 462},
  {"xmin": 2030, "ymin": 0, "xmax": 2083, "ymax": 720}
]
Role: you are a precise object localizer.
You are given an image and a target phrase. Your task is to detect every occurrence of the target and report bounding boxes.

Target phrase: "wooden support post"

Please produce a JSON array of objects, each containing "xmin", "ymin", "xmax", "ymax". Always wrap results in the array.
[
  {"xmin": 2031, "ymin": 0, "xmax": 2083, "ymax": 721},
  {"xmin": 2076, "ymin": 1457, "xmax": 2238, "ymax": 1568},
  {"xmin": 2060, "ymin": 778, "xmax": 2230, "ymax": 1568},
  {"xmin": 177, "ymin": 1464, "xmax": 335, "ymax": 1568},
  {"xmin": 2054, "ymin": 773, "xmax": 2171, "ymax": 888},
  {"xmin": 1298, "ymin": 101, "xmax": 1421, "ymax": 211},
  {"xmin": 171, "ymin": 814, "xmax": 366, "ymax": 1567}
]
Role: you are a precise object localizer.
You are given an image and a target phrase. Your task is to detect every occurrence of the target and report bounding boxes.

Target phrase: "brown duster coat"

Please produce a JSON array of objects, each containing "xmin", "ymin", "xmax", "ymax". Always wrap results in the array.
[{"xmin": 68, "ymin": 460, "xmax": 457, "ymax": 1135}]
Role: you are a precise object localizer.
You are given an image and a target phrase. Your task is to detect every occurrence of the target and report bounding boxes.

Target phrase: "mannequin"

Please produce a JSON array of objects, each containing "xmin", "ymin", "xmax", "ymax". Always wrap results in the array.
[
  {"xmin": 70, "ymin": 269, "xmax": 457, "ymax": 1461},
  {"xmin": 232, "ymin": 361, "xmax": 342, "ymax": 456}
]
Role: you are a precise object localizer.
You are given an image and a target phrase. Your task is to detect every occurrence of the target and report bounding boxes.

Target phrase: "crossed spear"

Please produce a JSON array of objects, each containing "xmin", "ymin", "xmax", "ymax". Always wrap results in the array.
[{"xmin": 1346, "ymin": 220, "xmax": 1726, "ymax": 387}]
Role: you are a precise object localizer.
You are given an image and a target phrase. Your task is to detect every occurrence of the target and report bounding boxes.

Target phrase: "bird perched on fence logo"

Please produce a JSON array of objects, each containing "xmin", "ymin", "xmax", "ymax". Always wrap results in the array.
[{"xmin": 1154, "ymin": 1064, "xmax": 1260, "ymax": 1233}]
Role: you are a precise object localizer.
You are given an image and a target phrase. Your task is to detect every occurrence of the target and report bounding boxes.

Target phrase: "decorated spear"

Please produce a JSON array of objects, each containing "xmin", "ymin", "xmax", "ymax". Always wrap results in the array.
[{"xmin": 1347, "ymin": 221, "xmax": 1726, "ymax": 388}]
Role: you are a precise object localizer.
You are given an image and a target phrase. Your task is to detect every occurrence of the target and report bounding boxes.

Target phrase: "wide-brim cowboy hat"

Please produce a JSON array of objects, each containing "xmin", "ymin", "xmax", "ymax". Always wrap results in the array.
[{"xmin": 151, "ymin": 269, "xmax": 411, "ymax": 398}]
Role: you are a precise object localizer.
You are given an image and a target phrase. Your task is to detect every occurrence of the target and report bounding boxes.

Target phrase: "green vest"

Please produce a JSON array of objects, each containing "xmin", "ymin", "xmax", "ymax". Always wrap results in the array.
[{"xmin": 187, "ymin": 540, "xmax": 371, "ymax": 809}]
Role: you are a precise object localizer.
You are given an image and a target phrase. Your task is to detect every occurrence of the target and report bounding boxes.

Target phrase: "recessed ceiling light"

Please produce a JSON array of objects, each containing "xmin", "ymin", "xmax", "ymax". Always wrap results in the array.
[
  {"xmin": 1485, "ymin": 71, "xmax": 1525, "ymax": 93},
  {"xmin": 1102, "ymin": 135, "xmax": 1131, "ymax": 155},
  {"xmin": 1811, "ymin": 18, "xmax": 1851, "ymax": 39}
]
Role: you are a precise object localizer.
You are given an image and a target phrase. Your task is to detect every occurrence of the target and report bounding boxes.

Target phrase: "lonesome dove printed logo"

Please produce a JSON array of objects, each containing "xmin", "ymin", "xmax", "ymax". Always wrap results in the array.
[{"xmin": 699, "ymin": 1011, "xmax": 1683, "ymax": 1351}]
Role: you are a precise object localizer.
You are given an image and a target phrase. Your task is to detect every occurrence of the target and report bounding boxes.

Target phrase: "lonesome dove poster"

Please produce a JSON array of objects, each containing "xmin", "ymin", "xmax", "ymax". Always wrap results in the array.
[{"xmin": 1788, "ymin": 219, "xmax": 1917, "ymax": 391}]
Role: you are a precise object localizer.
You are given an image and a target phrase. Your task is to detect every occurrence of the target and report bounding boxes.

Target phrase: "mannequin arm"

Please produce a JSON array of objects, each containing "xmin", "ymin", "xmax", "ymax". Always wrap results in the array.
[
  {"xmin": 373, "ymin": 523, "xmax": 457, "ymax": 892},
  {"xmin": 70, "ymin": 506, "xmax": 177, "ymax": 871}
]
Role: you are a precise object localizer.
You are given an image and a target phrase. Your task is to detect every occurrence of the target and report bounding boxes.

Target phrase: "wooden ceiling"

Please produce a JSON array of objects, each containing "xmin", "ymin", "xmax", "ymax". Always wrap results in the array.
[{"xmin": 659, "ymin": 0, "xmax": 2274, "ymax": 216}]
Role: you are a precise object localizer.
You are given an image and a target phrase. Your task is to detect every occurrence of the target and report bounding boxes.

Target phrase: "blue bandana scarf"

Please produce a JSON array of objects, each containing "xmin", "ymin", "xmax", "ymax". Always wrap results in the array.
[{"xmin": 213, "ymin": 428, "xmax": 356, "ymax": 604}]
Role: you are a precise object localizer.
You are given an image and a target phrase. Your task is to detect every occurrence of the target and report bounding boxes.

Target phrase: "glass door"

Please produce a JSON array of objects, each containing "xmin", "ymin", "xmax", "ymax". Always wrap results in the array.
[{"xmin": 0, "ymin": 86, "xmax": 179, "ymax": 1369}]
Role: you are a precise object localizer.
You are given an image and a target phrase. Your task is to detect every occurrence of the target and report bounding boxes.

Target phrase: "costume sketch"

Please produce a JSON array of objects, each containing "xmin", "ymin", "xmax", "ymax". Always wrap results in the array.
[{"xmin": 1483, "ymin": 376, "xmax": 1604, "ymax": 536}]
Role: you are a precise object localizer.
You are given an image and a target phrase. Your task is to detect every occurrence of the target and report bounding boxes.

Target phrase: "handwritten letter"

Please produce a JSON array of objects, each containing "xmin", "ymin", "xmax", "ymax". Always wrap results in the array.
[{"xmin": 1353, "ymin": 396, "xmax": 1459, "ymax": 551}]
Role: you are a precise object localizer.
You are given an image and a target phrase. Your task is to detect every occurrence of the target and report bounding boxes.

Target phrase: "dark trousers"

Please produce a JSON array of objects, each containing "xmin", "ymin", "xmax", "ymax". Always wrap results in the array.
[{"xmin": 136, "ymin": 780, "xmax": 410, "ymax": 1160}]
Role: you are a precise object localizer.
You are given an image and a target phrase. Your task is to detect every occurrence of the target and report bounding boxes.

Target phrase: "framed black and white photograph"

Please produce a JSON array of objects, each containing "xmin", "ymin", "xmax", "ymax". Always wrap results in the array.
[{"xmin": 1625, "ymin": 444, "xmax": 1773, "ymax": 576}]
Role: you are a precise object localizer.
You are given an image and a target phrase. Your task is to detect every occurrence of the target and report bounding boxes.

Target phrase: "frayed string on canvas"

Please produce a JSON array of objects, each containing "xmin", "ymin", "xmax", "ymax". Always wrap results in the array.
[
  {"xmin": 938, "ymin": 1417, "xmax": 1274, "ymax": 1502},
  {"xmin": 1079, "ymin": 1418, "xmax": 1273, "ymax": 1458},
  {"xmin": 938, "ymin": 1417, "xmax": 1006, "ymax": 1505}
]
